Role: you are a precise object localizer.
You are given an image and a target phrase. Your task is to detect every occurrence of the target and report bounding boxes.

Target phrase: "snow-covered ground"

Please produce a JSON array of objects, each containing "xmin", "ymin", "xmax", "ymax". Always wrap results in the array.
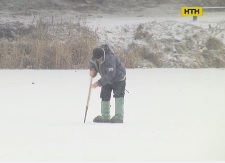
[
  {"xmin": 85, "ymin": 11, "xmax": 225, "ymax": 46},
  {"xmin": 0, "ymin": 69, "xmax": 225, "ymax": 161}
]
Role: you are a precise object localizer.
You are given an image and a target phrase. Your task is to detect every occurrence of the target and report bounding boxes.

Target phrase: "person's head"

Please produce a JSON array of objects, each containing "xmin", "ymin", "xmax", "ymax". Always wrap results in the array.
[{"xmin": 92, "ymin": 47, "xmax": 105, "ymax": 61}]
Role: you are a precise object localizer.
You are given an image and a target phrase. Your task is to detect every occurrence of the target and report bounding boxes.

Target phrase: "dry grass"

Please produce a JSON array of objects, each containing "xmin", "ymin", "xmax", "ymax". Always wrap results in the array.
[
  {"xmin": 0, "ymin": 18, "xmax": 163, "ymax": 69},
  {"xmin": 0, "ymin": 18, "xmax": 98, "ymax": 69},
  {"xmin": 0, "ymin": 19, "xmax": 160, "ymax": 69}
]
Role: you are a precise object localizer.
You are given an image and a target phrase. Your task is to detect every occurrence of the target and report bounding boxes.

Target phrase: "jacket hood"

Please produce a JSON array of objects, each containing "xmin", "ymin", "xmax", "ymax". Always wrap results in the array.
[{"xmin": 91, "ymin": 44, "xmax": 114, "ymax": 63}]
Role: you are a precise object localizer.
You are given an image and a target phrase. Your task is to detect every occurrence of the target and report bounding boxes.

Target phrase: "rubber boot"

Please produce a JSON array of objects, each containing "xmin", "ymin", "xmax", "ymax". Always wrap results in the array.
[
  {"xmin": 110, "ymin": 97, "xmax": 124, "ymax": 123},
  {"xmin": 93, "ymin": 101, "xmax": 110, "ymax": 123}
]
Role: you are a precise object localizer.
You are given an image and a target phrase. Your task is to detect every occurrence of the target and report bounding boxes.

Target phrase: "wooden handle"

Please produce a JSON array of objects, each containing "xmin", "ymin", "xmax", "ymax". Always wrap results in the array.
[{"xmin": 84, "ymin": 77, "xmax": 93, "ymax": 123}]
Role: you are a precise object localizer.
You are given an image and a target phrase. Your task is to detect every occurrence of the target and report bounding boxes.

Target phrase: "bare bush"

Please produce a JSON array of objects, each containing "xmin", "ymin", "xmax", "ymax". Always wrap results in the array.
[
  {"xmin": 114, "ymin": 43, "xmax": 141, "ymax": 68},
  {"xmin": 205, "ymin": 37, "xmax": 224, "ymax": 50},
  {"xmin": 134, "ymin": 24, "xmax": 152, "ymax": 42},
  {"xmin": 114, "ymin": 43, "xmax": 163, "ymax": 68},
  {"xmin": 209, "ymin": 20, "xmax": 225, "ymax": 37}
]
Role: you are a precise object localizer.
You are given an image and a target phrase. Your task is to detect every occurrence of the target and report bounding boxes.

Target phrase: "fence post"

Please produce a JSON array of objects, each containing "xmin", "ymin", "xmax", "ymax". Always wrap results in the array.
[{"xmin": 193, "ymin": 16, "xmax": 197, "ymax": 21}]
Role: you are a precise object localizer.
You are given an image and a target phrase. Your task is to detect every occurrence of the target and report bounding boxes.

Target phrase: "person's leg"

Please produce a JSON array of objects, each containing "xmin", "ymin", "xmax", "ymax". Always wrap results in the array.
[
  {"xmin": 110, "ymin": 79, "xmax": 126, "ymax": 123},
  {"xmin": 93, "ymin": 84, "xmax": 112, "ymax": 123}
]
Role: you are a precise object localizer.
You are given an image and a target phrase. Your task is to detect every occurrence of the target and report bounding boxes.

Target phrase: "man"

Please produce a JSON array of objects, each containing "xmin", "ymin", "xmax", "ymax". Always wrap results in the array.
[{"xmin": 89, "ymin": 44, "xmax": 126, "ymax": 123}]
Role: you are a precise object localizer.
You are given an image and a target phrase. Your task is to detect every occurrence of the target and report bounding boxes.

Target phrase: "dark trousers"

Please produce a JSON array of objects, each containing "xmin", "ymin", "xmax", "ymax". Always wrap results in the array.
[{"xmin": 100, "ymin": 79, "xmax": 126, "ymax": 101}]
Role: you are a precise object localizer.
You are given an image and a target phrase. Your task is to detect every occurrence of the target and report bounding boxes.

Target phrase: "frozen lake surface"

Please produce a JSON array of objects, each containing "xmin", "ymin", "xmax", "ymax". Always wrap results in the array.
[{"xmin": 0, "ymin": 69, "xmax": 224, "ymax": 161}]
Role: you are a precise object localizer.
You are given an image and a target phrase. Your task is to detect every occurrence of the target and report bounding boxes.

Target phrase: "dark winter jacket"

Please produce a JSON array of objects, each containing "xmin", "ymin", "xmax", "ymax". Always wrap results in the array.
[{"xmin": 89, "ymin": 44, "xmax": 126, "ymax": 87}]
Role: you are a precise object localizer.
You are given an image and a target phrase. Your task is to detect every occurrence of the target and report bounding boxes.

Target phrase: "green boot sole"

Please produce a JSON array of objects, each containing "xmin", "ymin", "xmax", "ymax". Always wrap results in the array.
[
  {"xmin": 93, "ymin": 115, "xmax": 110, "ymax": 123},
  {"xmin": 110, "ymin": 116, "xmax": 123, "ymax": 123}
]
